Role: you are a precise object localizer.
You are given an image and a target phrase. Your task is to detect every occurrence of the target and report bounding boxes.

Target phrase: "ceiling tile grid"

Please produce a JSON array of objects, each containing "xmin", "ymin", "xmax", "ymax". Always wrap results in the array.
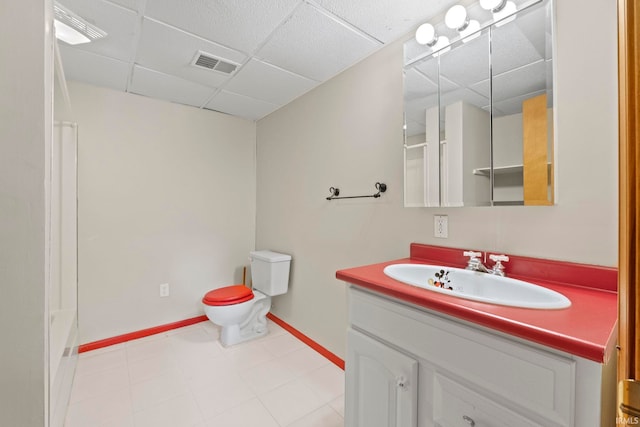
[
  {"xmin": 317, "ymin": 0, "xmax": 456, "ymax": 43},
  {"xmin": 256, "ymin": 2, "xmax": 381, "ymax": 82},
  {"xmin": 129, "ymin": 65, "xmax": 218, "ymax": 107},
  {"xmin": 135, "ymin": 18, "xmax": 245, "ymax": 89},
  {"xmin": 205, "ymin": 90, "xmax": 280, "ymax": 120},
  {"xmin": 56, "ymin": 0, "xmax": 464, "ymax": 120},
  {"xmin": 58, "ymin": 0, "xmax": 139, "ymax": 62},
  {"xmin": 59, "ymin": 45, "xmax": 130, "ymax": 91},
  {"xmin": 223, "ymin": 59, "xmax": 318, "ymax": 106},
  {"xmin": 143, "ymin": 0, "xmax": 302, "ymax": 55}
]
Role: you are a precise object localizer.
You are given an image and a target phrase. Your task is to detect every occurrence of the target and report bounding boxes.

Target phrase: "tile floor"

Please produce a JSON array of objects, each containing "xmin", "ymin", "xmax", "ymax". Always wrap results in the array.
[{"xmin": 65, "ymin": 320, "xmax": 345, "ymax": 427}]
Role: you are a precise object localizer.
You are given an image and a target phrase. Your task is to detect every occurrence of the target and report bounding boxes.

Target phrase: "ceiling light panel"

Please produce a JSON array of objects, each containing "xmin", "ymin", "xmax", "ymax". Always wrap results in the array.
[
  {"xmin": 130, "ymin": 65, "xmax": 217, "ymax": 108},
  {"xmin": 205, "ymin": 90, "xmax": 279, "ymax": 121},
  {"xmin": 136, "ymin": 19, "xmax": 246, "ymax": 88},
  {"xmin": 317, "ymin": 0, "xmax": 458, "ymax": 43},
  {"xmin": 59, "ymin": 45, "xmax": 130, "ymax": 91},
  {"xmin": 224, "ymin": 59, "xmax": 318, "ymax": 105},
  {"xmin": 144, "ymin": 0, "xmax": 300, "ymax": 54},
  {"xmin": 54, "ymin": 0, "xmax": 138, "ymax": 61},
  {"xmin": 257, "ymin": 2, "xmax": 380, "ymax": 82}
]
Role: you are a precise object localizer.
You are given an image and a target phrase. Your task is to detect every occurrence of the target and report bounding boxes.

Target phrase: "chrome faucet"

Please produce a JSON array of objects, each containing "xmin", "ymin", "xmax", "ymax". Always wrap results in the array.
[
  {"xmin": 463, "ymin": 251, "xmax": 510, "ymax": 276},
  {"xmin": 488, "ymin": 254, "xmax": 509, "ymax": 276},
  {"xmin": 463, "ymin": 251, "xmax": 490, "ymax": 273}
]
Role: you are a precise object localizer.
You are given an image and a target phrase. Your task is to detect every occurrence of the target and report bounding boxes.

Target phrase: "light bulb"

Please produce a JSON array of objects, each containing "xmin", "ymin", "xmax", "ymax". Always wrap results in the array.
[
  {"xmin": 431, "ymin": 36, "xmax": 451, "ymax": 57},
  {"xmin": 479, "ymin": 0, "xmax": 506, "ymax": 12},
  {"xmin": 460, "ymin": 20, "xmax": 481, "ymax": 42},
  {"xmin": 445, "ymin": 5, "xmax": 469, "ymax": 31},
  {"xmin": 415, "ymin": 23, "xmax": 438, "ymax": 46},
  {"xmin": 494, "ymin": 1, "xmax": 517, "ymax": 26}
]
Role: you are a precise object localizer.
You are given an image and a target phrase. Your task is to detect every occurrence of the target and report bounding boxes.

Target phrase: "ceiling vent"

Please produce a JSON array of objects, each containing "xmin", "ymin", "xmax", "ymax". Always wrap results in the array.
[{"xmin": 191, "ymin": 51, "xmax": 238, "ymax": 75}]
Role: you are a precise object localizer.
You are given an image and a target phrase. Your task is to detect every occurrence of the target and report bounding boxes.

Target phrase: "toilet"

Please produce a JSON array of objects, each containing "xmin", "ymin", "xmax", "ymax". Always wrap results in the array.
[{"xmin": 202, "ymin": 250, "xmax": 291, "ymax": 347}]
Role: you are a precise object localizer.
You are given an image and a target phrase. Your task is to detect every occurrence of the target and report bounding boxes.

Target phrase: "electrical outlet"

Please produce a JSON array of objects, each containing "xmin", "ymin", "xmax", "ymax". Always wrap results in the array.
[
  {"xmin": 159, "ymin": 283, "xmax": 170, "ymax": 297},
  {"xmin": 434, "ymin": 215, "xmax": 448, "ymax": 238}
]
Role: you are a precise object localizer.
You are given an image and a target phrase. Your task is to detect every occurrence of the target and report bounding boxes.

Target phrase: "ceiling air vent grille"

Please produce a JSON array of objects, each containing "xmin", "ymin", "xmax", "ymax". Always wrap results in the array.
[{"xmin": 191, "ymin": 51, "xmax": 238, "ymax": 75}]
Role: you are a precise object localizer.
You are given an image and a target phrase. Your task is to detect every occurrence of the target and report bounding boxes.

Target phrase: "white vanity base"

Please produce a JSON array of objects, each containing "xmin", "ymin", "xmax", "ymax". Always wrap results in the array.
[{"xmin": 346, "ymin": 286, "xmax": 616, "ymax": 427}]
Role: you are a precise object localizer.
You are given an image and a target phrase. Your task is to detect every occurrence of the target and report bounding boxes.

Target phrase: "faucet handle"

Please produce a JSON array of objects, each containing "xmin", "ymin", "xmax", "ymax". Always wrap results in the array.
[
  {"xmin": 489, "ymin": 254, "xmax": 509, "ymax": 263},
  {"xmin": 489, "ymin": 254, "xmax": 509, "ymax": 276},
  {"xmin": 463, "ymin": 250, "xmax": 482, "ymax": 259}
]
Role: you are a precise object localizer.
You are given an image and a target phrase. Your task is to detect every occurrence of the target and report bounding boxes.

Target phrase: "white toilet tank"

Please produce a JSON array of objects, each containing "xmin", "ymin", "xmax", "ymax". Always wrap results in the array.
[{"xmin": 249, "ymin": 250, "xmax": 292, "ymax": 296}]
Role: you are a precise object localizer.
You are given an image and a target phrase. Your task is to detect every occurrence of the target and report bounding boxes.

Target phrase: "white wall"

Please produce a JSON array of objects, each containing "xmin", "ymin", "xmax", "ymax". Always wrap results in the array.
[
  {"xmin": 71, "ymin": 83, "xmax": 256, "ymax": 344},
  {"xmin": 0, "ymin": 1, "xmax": 52, "ymax": 425},
  {"xmin": 255, "ymin": 0, "xmax": 618, "ymax": 358}
]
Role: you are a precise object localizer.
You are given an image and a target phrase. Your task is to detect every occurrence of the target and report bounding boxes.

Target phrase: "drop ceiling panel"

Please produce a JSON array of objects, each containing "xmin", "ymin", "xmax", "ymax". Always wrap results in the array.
[
  {"xmin": 439, "ymin": 34, "xmax": 490, "ymax": 88},
  {"xmin": 469, "ymin": 78, "xmax": 490, "ymax": 99},
  {"xmin": 224, "ymin": 59, "xmax": 318, "ymax": 105},
  {"xmin": 205, "ymin": 90, "xmax": 279, "ymax": 121},
  {"xmin": 493, "ymin": 89, "xmax": 547, "ymax": 116},
  {"xmin": 404, "ymin": 68, "xmax": 437, "ymax": 102},
  {"xmin": 491, "ymin": 24, "xmax": 543, "ymax": 76},
  {"xmin": 136, "ymin": 19, "xmax": 246, "ymax": 89},
  {"xmin": 144, "ymin": 0, "xmax": 301, "ymax": 54},
  {"xmin": 492, "ymin": 60, "xmax": 547, "ymax": 103},
  {"xmin": 129, "ymin": 66, "xmax": 217, "ymax": 108},
  {"xmin": 257, "ymin": 3, "xmax": 381, "ymax": 82},
  {"xmin": 440, "ymin": 87, "xmax": 490, "ymax": 111},
  {"xmin": 104, "ymin": 0, "xmax": 138, "ymax": 12},
  {"xmin": 59, "ymin": 46, "xmax": 130, "ymax": 91},
  {"xmin": 56, "ymin": 0, "xmax": 138, "ymax": 62},
  {"xmin": 317, "ymin": 0, "xmax": 458, "ymax": 43}
]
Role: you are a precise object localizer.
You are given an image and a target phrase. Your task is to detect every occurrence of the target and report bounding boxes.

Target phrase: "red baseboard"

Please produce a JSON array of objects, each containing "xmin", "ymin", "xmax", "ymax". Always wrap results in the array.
[
  {"xmin": 79, "ymin": 313, "xmax": 347, "ymax": 372},
  {"xmin": 78, "ymin": 315, "xmax": 208, "ymax": 353},
  {"xmin": 267, "ymin": 312, "xmax": 345, "ymax": 370}
]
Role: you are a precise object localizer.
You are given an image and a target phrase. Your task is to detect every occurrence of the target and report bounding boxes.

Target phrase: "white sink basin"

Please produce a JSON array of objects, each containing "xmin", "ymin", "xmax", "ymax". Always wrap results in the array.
[{"xmin": 383, "ymin": 264, "xmax": 571, "ymax": 309}]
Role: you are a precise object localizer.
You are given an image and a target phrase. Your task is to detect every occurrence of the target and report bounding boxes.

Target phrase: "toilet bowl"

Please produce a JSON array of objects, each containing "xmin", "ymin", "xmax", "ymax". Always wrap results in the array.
[{"xmin": 202, "ymin": 250, "xmax": 291, "ymax": 347}]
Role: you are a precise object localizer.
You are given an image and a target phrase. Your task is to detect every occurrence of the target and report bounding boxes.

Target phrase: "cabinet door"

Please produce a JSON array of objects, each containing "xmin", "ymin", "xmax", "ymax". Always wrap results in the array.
[{"xmin": 345, "ymin": 328, "xmax": 418, "ymax": 427}]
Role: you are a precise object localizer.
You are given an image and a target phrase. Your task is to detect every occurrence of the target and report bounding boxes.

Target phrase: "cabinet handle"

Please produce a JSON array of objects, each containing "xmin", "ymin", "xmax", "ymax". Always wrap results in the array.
[
  {"xmin": 396, "ymin": 376, "xmax": 408, "ymax": 390},
  {"xmin": 463, "ymin": 415, "xmax": 475, "ymax": 426}
]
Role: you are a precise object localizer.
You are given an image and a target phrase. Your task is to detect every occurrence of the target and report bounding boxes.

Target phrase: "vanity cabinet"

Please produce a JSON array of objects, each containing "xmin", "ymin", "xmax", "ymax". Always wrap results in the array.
[{"xmin": 346, "ymin": 286, "xmax": 611, "ymax": 427}]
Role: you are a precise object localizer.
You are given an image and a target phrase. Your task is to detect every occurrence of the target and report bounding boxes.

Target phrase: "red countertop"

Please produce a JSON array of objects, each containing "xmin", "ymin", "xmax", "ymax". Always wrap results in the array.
[{"xmin": 336, "ymin": 244, "xmax": 618, "ymax": 364}]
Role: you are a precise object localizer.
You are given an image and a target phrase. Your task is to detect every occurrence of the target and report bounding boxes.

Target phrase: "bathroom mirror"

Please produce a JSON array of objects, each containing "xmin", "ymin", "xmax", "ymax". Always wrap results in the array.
[
  {"xmin": 403, "ymin": 0, "xmax": 554, "ymax": 207},
  {"xmin": 403, "ymin": 53, "xmax": 440, "ymax": 207}
]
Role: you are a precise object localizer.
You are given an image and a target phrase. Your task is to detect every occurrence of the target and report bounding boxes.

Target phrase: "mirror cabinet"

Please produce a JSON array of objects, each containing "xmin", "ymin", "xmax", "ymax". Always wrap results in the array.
[{"xmin": 403, "ymin": 0, "xmax": 554, "ymax": 207}]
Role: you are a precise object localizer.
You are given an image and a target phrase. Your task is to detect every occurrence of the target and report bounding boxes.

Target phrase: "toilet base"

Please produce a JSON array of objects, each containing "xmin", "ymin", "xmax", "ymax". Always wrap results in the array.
[{"xmin": 219, "ymin": 294, "xmax": 271, "ymax": 347}]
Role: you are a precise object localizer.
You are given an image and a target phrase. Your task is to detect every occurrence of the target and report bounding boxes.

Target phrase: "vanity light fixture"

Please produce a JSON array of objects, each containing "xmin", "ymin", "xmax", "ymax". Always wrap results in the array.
[
  {"xmin": 431, "ymin": 36, "xmax": 451, "ymax": 56},
  {"xmin": 415, "ymin": 23, "xmax": 450, "ymax": 56},
  {"xmin": 445, "ymin": 4, "xmax": 481, "ymax": 43},
  {"xmin": 493, "ymin": 1, "xmax": 517, "ymax": 25},
  {"xmin": 53, "ymin": 2, "xmax": 106, "ymax": 45},
  {"xmin": 479, "ymin": 0, "xmax": 517, "ymax": 26},
  {"xmin": 445, "ymin": 5, "xmax": 469, "ymax": 31},
  {"xmin": 415, "ymin": 23, "xmax": 439, "ymax": 46}
]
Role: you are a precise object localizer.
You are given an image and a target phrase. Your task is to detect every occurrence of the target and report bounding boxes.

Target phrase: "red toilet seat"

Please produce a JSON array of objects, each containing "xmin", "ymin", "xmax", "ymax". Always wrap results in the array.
[{"xmin": 202, "ymin": 285, "xmax": 254, "ymax": 306}]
